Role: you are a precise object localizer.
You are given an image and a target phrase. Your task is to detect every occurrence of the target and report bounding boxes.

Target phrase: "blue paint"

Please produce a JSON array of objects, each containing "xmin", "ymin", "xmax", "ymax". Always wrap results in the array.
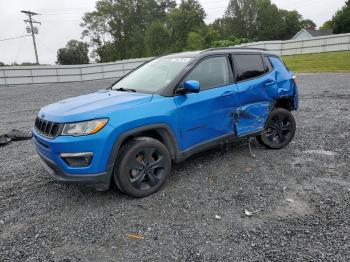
[
  {"xmin": 174, "ymin": 82, "xmax": 237, "ymax": 149},
  {"xmin": 233, "ymin": 56, "xmax": 297, "ymax": 136},
  {"xmin": 183, "ymin": 80, "xmax": 200, "ymax": 93},
  {"xmin": 33, "ymin": 51, "xmax": 298, "ymax": 182}
]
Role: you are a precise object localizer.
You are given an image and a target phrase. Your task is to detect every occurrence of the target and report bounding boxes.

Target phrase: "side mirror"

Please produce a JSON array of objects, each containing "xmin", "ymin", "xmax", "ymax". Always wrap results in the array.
[{"xmin": 183, "ymin": 80, "xmax": 200, "ymax": 93}]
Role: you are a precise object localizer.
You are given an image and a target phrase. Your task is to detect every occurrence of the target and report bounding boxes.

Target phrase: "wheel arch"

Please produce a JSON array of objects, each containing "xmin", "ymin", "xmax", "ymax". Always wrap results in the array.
[
  {"xmin": 274, "ymin": 97, "xmax": 295, "ymax": 111},
  {"xmin": 106, "ymin": 124, "xmax": 179, "ymax": 173}
]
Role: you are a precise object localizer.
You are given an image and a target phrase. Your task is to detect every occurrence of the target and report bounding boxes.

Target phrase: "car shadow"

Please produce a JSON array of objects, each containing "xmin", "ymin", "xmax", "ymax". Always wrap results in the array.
[{"xmin": 49, "ymin": 138, "xmax": 264, "ymax": 200}]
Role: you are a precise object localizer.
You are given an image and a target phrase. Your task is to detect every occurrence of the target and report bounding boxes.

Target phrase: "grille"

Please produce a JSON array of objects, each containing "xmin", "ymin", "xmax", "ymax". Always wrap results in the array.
[{"xmin": 34, "ymin": 117, "xmax": 61, "ymax": 138}]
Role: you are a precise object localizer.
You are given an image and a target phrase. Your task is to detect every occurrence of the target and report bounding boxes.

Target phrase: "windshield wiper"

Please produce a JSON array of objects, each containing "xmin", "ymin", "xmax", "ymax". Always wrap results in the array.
[{"xmin": 114, "ymin": 87, "xmax": 136, "ymax": 92}]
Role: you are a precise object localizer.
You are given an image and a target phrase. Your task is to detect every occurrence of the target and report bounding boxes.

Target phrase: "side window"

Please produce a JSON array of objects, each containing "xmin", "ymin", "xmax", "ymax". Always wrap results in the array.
[
  {"xmin": 263, "ymin": 56, "xmax": 273, "ymax": 73},
  {"xmin": 234, "ymin": 54, "xmax": 265, "ymax": 82},
  {"xmin": 269, "ymin": 56, "xmax": 290, "ymax": 74},
  {"xmin": 185, "ymin": 56, "xmax": 230, "ymax": 91}
]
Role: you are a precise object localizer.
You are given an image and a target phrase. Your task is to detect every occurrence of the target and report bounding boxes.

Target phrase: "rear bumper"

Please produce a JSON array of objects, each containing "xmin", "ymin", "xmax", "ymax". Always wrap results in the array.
[{"xmin": 37, "ymin": 149, "xmax": 111, "ymax": 191}]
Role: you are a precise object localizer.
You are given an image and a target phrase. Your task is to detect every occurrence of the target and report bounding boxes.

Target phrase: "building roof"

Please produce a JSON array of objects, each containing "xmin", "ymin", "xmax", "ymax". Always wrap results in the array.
[
  {"xmin": 292, "ymin": 28, "xmax": 334, "ymax": 40},
  {"xmin": 305, "ymin": 29, "xmax": 334, "ymax": 37}
]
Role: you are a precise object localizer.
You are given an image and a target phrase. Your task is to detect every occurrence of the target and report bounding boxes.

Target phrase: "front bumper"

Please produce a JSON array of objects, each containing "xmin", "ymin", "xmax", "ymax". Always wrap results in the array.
[
  {"xmin": 37, "ymin": 150, "xmax": 111, "ymax": 191},
  {"xmin": 32, "ymin": 127, "xmax": 115, "ymax": 191}
]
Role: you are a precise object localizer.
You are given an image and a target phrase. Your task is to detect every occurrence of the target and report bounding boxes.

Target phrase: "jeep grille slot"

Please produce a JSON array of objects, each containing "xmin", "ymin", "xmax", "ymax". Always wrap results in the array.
[{"xmin": 35, "ymin": 117, "xmax": 60, "ymax": 138}]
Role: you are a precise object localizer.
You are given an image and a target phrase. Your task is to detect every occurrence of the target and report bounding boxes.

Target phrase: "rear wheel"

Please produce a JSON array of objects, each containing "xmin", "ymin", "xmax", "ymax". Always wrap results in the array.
[
  {"xmin": 257, "ymin": 108, "xmax": 296, "ymax": 149},
  {"xmin": 114, "ymin": 137, "xmax": 171, "ymax": 198}
]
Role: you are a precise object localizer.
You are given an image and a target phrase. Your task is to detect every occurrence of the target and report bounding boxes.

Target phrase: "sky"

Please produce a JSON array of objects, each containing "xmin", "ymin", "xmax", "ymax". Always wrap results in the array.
[{"xmin": 0, "ymin": 0, "xmax": 347, "ymax": 65}]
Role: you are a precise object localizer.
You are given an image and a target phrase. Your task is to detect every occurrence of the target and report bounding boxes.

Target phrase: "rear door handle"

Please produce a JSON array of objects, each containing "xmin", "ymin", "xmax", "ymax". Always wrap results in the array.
[
  {"xmin": 221, "ymin": 91, "xmax": 235, "ymax": 97},
  {"xmin": 264, "ymin": 80, "xmax": 276, "ymax": 87}
]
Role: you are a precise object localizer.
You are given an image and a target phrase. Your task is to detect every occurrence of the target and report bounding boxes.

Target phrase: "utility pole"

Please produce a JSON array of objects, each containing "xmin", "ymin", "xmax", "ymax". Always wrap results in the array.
[{"xmin": 21, "ymin": 10, "xmax": 40, "ymax": 64}]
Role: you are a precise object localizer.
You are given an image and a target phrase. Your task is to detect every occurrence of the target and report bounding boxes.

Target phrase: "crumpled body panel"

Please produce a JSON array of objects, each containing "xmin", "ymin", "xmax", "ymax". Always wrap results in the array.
[{"xmin": 233, "ymin": 56, "xmax": 297, "ymax": 137}]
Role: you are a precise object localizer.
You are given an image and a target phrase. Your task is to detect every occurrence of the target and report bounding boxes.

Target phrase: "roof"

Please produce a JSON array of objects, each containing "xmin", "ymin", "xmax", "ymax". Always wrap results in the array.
[
  {"xmin": 164, "ymin": 47, "xmax": 274, "ymax": 59},
  {"xmin": 292, "ymin": 28, "xmax": 334, "ymax": 40},
  {"xmin": 200, "ymin": 47, "xmax": 276, "ymax": 57},
  {"xmin": 305, "ymin": 29, "xmax": 334, "ymax": 37},
  {"xmin": 165, "ymin": 51, "xmax": 201, "ymax": 58}
]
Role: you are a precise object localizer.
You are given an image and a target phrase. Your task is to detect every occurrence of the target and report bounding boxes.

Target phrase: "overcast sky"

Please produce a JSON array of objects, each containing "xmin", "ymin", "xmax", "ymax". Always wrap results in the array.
[{"xmin": 0, "ymin": 0, "xmax": 347, "ymax": 65}]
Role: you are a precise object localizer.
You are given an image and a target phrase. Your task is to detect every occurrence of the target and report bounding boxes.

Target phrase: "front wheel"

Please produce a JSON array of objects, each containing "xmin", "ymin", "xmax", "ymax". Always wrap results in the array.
[
  {"xmin": 114, "ymin": 137, "xmax": 171, "ymax": 198},
  {"xmin": 257, "ymin": 108, "xmax": 296, "ymax": 149}
]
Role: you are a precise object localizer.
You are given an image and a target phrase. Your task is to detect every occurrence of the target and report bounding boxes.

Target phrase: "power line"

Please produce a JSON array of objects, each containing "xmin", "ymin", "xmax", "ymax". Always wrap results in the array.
[
  {"xmin": 39, "ymin": 12, "xmax": 89, "ymax": 16},
  {"xmin": 15, "ymin": 31, "xmax": 28, "ymax": 64},
  {"xmin": 0, "ymin": 35, "xmax": 30, "ymax": 42}
]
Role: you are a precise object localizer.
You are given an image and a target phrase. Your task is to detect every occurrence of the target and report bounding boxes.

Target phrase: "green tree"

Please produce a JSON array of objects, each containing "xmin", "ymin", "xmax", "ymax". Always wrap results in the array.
[
  {"xmin": 224, "ymin": 0, "xmax": 258, "ymax": 39},
  {"xmin": 210, "ymin": 36, "xmax": 248, "ymax": 48},
  {"xmin": 255, "ymin": 0, "xmax": 283, "ymax": 40},
  {"xmin": 203, "ymin": 26, "xmax": 221, "ymax": 47},
  {"xmin": 223, "ymin": 0, "xmax": 313, "ymax": 41},
  {"xmin": 82, "ymin": 0, "xmax": 176, "ymax": 61},
  {"xmin": 95, "ymin": 42, "xmax": 119, "ymax": 63},
  {"xmin": 211, "ymin": 39, "xmax": 234, "ymax": 48},
  {"xmin": 301, "ymin": 19, "xmax": 316, "ymax": 29},
  {"xmin": 320, "ymin": 20, "xmax": 333, "ymax": 30},
  {"xmin": 145, "ymin": 21, "xmax": 171, "ymax": 56},
  {"xmin": 57, "ymin": 40, "xmax": 90, "ymax": 65},
  {"xmin": 332, "ymin": 0, "xmax": 350, "ymax": 33},
  {"xmin": 186, "ymin": 32, "xmax": 205, "ymax": 50},
  {"xmin": 0, "ymin": 62, "xmax": 5, "ymax": 66},
  {"xmin": 80, "ymin": 0, "xmax": 317, "ymax": 61},
  {"xmin": 279, "ymin": 10, "xmax": 303, "ymax": 40},
  {"xmin": 211, "ymin": 18, "xmax": 232, "ymax": 40},
  {"xmin": 167, "ymin": 0, "xmax": 206, "ymax": 51}
]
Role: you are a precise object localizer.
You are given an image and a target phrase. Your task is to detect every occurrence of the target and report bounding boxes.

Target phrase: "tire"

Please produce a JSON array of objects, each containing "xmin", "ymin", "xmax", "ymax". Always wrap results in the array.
[
  {"xmin": 257, "ymin": 107, "xmax": 296, "ymax": 149},
  {"xmin": 114, "ymin": 137, "xmax": 171, "ymax": 198}
]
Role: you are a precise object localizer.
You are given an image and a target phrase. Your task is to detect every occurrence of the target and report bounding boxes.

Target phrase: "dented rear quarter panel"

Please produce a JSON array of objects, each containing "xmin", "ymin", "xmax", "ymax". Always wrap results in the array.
[{"xmin": 233, "ymin": 55, "xmax": 297, "ymax": 137}]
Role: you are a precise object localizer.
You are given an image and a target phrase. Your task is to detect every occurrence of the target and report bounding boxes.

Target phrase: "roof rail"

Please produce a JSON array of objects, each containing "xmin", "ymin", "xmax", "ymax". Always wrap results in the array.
[{"xmin": 204, "ymin": 47, "xmax": 267, "ymax": 52}]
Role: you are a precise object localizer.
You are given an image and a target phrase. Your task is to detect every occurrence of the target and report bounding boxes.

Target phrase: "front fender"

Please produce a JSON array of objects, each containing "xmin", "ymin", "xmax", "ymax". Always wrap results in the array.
[{"xmin": 105, "ymin": 123, "xmax": 179, "ymax": 174}]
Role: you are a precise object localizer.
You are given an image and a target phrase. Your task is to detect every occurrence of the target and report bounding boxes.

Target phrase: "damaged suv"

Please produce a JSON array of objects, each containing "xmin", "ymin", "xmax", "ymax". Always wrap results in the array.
[{"xmin": 33, "ymin": 48, "xmax": 298, "ymax": 197}]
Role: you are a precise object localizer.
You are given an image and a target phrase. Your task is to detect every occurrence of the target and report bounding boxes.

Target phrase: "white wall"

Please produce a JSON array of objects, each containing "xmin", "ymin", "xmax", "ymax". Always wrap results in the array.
[
  {"xmin": 0, "ymin": 57, "xmax": 151, "ymax": 86},
  {"xmin": 1, "ymin": 33, "xmax": 350, "ymax": 86},
  {"xmin": 236, "ymin": 32, "xmax": 350, "ymax": 56}
]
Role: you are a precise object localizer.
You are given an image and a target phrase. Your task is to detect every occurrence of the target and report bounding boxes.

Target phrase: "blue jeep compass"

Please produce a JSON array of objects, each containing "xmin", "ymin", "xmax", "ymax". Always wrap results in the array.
[{"xmin": 33, "ymin": 47, "xmax": 298, "ymax": 197}]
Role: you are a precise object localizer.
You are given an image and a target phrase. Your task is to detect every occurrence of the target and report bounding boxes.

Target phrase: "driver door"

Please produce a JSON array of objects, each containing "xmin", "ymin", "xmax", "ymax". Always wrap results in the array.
[{"xmin": 174, "ymin": 55, "xmax": 236, "ymax": 151}]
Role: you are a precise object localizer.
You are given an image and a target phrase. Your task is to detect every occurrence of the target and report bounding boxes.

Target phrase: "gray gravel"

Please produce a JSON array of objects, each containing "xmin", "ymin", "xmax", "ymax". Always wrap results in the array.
[{"xmin": 0, "ymin": 74, "xmax": 350, "ymax": 261}]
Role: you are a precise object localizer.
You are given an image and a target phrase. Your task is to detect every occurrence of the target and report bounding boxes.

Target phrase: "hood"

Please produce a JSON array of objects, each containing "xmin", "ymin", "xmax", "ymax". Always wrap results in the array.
[{"xmin": 39, "ymin": 90, "xmax": 153, "ymax": 123}]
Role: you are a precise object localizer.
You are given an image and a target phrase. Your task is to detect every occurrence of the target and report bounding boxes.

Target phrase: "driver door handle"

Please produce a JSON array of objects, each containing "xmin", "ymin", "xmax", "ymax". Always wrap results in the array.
[{"xmin": 221, "ymin": 91, "xmax": 235, "ymax": 97}]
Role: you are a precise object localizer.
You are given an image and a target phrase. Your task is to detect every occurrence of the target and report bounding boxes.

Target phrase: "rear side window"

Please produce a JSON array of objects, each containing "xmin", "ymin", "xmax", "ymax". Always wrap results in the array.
[
  {"xmin": 234, "ymin": 54, "xmax": 265, "ymax": 82},
  {"xmin": 269, "ymin": 56, "xmax": 290, "ymax": 74},
  {"xmin": 263, "ymin": 56, "xmax": 273, "ymax": 72},
  {"xmin": 185, "ymin": 56, "xmax": 230, "ymax": 90}
]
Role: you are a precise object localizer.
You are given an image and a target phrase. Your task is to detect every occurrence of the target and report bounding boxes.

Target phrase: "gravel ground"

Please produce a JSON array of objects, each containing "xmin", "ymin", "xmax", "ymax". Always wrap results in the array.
[{"xmin": 0, "ymin": 74, "xmax": 349, "ymax": 262}]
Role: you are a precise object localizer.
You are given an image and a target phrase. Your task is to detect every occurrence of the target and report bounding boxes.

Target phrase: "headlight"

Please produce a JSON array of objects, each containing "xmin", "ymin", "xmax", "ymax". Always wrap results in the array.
[{"xmin": 61, "ymin": 119, "xmax": 108, "ymax": 136}]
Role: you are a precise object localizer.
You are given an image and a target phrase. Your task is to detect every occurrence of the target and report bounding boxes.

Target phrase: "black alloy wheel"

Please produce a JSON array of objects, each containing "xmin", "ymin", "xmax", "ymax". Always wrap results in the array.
[
  {"xmin": 114, "ymin": 137, "xmax": 171, "ymax": 198},
  {"xmin": 257, "ymin": 107, "xmax": 296, "ymax": 149}
]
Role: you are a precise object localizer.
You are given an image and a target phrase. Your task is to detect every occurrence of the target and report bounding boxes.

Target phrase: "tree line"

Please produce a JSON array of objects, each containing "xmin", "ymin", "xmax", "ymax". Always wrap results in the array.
[
  {"xmin": 54, "ymin": 0, "xmax": 350, "ymax": 65},
  {"xmin": 320, "ymin": 0, "xmax": 350, "ymax": 33}
]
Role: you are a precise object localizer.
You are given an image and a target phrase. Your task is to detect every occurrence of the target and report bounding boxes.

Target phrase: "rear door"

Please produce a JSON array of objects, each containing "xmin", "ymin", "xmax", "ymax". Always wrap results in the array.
[{"xmin": 231, "ymin": 53, "xmax": 276, "ymax": 136}]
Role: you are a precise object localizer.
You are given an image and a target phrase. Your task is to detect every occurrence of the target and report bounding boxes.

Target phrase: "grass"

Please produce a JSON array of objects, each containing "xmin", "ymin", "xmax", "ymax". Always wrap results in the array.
[{"xmin": 282, "ymin": 51, "xmax": 350, "ymax": 73}]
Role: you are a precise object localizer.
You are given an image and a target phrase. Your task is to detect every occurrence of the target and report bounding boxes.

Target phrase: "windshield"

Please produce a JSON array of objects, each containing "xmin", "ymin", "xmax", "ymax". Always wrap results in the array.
[{"xmin": 112, "ymin": 57, "xmax": 193, "ymax": 93}]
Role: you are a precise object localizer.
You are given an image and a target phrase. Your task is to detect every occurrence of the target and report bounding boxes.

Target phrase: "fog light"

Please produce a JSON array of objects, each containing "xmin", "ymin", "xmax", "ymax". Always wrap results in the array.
[{"xmin": 60, "ymin": 152, "xmax": 93, "ymax": 167}]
